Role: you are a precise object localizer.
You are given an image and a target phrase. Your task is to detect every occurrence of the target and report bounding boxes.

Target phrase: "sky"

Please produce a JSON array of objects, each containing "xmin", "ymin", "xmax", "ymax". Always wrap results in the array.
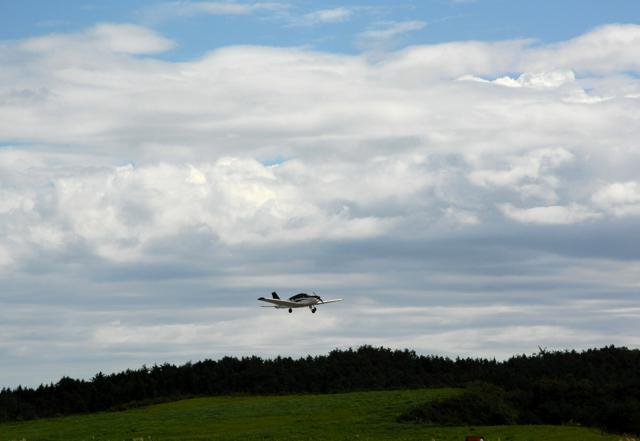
[{"xmin": 1, "ymin": 1, "xmax": 640, "ymax": 388}]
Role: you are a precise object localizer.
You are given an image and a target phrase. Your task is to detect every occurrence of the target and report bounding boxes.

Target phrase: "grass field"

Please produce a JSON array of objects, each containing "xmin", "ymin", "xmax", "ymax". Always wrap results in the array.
[{"xmin": 0, "ymin": 388, "xmax": 630, "ymax": 441}]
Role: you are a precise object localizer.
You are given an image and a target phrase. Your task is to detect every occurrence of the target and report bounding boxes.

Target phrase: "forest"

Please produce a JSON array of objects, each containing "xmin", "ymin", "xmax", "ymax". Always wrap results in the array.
[{"xmin": 0, "ymin": 345, "xmax": 638, "ymax": 435}]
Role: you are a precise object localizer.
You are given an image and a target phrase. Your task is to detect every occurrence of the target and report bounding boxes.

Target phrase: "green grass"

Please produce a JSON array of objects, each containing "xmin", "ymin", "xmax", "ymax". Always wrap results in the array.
[{"xmin": 0, "ymin": 389, "xmax": 629, "ymax": 441}]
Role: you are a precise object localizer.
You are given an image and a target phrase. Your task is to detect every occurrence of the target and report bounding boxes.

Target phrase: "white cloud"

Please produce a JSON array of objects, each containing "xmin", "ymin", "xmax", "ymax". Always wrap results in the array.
[
  {"xmin": 19, "ymin": 23, "xmax": 175, "ymax": 54},
  {"xmin": 469, "ymin": 148, "xmax": 574, "ymax": 203},
  {"xmin": 383, "ymin": 39, "xmax": 529, "ymax": 80},
  {"xmin": 0, "ymin": 154, "xmax": 425, "ymax": 263},
  {"xmin": 499, "ymin": 203, "xmax": 602, "ymax": 225},
  {"xmin": 2, "ymin": 23, "xmax": 640, "ymax": 386},
  {"xmin": 562, "ymin": 89, "xmax": 613, "ymax": 104},
  {"xmin": 592, "ymin": 181, "xmax": 640, "ymax": 216},
  {"xmin": 458, "ymin": 70, "xmax": 616, "ymax": 104},
  {"xmin": 357, "ymin": 20, "xmax": 426, "ymax": 52},
  {"xmin": 442, "ymin": 207, "xmax": 480, "ymax": 226},
  {"xmin": 2, "ymin": 23, "xmax": 640, "ymax": 253},
  {"xmin": 2, "ymin": 24, "xmax": 640, "ymax": 244},
  {"xmin": 459, "ymin": 70, "xmax": 576, "ymax": 89},
  {"xmin": 364, "ymin": 20, "xmax": 426, "ymax": 40},
  {"xmin": 90, "ymin": 23, "xmax": 176, "ymax": 54},
  {"xmin": 470, "ymin": 148, "xmax": 574, "ymax": 188},
  {"xmin": 523, "ymin": 24, "xmax": 640, "ymax": 74},
  {"xmin": 191, "ymin": 1, "xmax": 285, "ymax": 15},
  {"xmin": 301, "ymin": 7, "xmax": 352, "ymax": 25},
  {"xmin": 142, "ymin": 1, "xmax": 287, "ymax": 23}
]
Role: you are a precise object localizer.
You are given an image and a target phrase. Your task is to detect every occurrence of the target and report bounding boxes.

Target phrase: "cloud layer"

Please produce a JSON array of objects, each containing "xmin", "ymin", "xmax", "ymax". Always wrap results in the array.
[{"xmin": 1, "ymin": 23, "xmax": 640, "ymax": 386}]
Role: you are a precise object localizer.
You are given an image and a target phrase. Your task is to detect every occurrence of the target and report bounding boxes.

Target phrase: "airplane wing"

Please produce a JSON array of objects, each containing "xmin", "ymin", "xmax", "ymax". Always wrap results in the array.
[
  {"xmin": 319, "ymin": 299, "xmax": 343, "ymax": 304},
  {"xmin": 257, "ymin": 297, "xmax": 300, "ymax": 307}
]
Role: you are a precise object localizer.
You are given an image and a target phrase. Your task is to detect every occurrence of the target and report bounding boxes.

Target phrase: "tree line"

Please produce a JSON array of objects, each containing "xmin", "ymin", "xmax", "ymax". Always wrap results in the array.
[{"xmin": 0, "ymin": 345, "xmax": 638, "ymax": 434}]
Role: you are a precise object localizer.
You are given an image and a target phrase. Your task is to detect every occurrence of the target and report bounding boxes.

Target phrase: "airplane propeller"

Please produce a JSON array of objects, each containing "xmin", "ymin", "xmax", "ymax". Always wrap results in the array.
[{"xmin": 313, "ymin": 291, "xmax": 323, "ymax": 303}]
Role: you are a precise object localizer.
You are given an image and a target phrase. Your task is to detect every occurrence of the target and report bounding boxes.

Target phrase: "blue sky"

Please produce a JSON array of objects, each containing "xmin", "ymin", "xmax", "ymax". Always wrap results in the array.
[
  {"xmin": 3, "ymin": 1, "xmax": 640, "ymax": 59},
  {"xmin": 1, "ymin": 1, "xmax": 640, "ymax": 388}
]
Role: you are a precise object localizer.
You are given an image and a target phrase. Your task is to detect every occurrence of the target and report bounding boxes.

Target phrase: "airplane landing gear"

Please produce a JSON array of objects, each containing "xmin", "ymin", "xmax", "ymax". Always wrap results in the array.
[
  {"xmin": 311, "ymin": 307, "xmax": 317, "ymax": 313},
  {"xmin": 288, "ymin": 308, "xmax": 292, "ymax": 313}
]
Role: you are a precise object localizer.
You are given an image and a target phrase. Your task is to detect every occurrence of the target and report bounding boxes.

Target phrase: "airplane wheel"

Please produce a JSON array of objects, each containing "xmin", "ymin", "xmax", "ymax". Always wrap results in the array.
[
  {"xmin": 312, "ymin": 308, "xmax": 316, "ymax": 313},
  {"xmin": 288, "ymin": 308, "xmax": 292, "ymax": 313}
]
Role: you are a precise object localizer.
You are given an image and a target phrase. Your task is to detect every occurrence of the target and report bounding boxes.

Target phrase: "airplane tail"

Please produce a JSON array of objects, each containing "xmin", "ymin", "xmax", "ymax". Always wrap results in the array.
[{"xmin": 271, "ymin": 291, "xmax": 280, "ymax": 299}]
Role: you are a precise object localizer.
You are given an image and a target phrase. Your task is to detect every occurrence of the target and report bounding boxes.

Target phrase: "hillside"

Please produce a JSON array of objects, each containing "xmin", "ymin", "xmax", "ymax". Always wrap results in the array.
[
  {"xmin": 0, "ymin": 389, "xmax": 623, "ymax": 441},
  {"xmin": 2, "ymin": 345, "xmax": 639, "ymax": 434}
]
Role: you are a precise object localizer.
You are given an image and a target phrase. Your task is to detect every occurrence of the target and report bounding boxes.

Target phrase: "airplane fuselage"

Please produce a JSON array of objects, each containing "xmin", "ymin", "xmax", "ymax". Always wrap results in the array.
[
  {"xmin": 258, "ymin": 291, "xmax": 343, "ymax": 313},
  {"xmin": 268, "ymin": 293, "xmax": 321, "ymax": 309}
]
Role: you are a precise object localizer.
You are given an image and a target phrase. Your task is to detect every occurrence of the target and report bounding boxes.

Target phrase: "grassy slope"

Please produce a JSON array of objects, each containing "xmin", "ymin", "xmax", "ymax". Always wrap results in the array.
[{"xmin": 0, "ymin": 389, "xmax": 626, "ymax": 441}]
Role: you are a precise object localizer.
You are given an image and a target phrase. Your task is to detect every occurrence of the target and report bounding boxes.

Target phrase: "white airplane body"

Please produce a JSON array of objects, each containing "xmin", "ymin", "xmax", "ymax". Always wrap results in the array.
[{"xmin": 258, "ymin": 292, "xmax": 343, "ymax": 313}]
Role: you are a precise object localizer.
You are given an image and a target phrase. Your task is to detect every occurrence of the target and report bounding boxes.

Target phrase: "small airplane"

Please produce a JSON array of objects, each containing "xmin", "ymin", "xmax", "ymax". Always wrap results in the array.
[{"xmin": 258, "ymin": 291, "xmax": 343, "ymax": 313}]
